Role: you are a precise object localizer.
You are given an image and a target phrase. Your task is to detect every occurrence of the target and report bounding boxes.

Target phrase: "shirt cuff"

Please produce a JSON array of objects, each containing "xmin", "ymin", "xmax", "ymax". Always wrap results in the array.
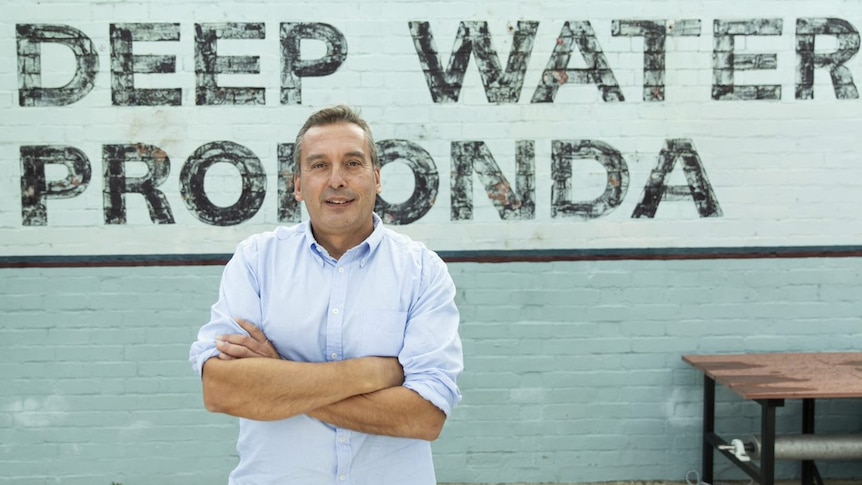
[
  {"xmin": 189, "ymin": 342, "xmax": 221, "ymax": 377},
  {"xmin": 403, "ymin": 376, "xmax": 461, "ymax": 417}
]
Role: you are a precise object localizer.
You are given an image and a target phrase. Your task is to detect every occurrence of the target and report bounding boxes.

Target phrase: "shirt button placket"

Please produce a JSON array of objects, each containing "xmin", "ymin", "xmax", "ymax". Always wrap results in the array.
[
  {"xmin": 325, "ymin": 260, "xmax": 348, "ymax": 363},
  {"xmin": 335, "ymin": 429, "xmax": 350, "ymax": 483},
  {"xmin": 331, "ymin": 261, "xmax": 352, "ymax": 484}
]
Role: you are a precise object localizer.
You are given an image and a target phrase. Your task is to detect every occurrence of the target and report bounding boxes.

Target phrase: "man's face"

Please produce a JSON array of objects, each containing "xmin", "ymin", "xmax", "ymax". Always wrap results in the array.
[{"xmin": 294, "ymin": 122, "xmax": 381, "ymax": 246}]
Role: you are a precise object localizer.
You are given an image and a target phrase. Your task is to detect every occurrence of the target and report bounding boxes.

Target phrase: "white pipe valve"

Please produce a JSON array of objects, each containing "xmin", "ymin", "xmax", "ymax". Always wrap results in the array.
[{"xmin": 718, "ymin": 439, "xmax": 751, "ymax": 462}]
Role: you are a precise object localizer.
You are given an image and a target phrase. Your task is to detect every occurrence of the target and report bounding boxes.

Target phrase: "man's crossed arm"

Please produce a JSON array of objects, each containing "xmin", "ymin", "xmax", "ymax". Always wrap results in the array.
[{"xmin": 201, "ymin": 319, "xmax": 446, "ymax": 441}]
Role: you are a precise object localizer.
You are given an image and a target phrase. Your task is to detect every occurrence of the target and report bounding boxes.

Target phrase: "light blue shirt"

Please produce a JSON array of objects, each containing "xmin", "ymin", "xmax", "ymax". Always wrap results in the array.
[{"xmin": 189, "ymin": 214, "xmax": 463, "ymax": 485}]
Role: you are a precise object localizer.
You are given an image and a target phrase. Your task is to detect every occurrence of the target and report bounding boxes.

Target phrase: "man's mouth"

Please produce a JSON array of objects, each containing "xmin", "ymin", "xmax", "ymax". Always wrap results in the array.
[{"xmin": 326, "ymin": 199, "xmax": 352, "ymax": 205}]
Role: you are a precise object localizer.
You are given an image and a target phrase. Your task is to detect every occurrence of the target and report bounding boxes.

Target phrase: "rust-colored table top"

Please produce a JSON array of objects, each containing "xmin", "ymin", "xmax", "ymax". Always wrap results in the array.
[{"xmin": 683, "ymin": 352, "xmax": 862, "ymax": 400}]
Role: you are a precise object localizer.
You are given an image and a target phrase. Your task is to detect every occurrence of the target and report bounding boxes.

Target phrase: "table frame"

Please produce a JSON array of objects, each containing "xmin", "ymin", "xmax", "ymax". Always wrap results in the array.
[
  {"xmin": 700, "ymin": 375, "xmax": 820, "ymax": 485},
  {"xmin": 685, "ymin": 352, "xmax": 862, "ymax": 485}
]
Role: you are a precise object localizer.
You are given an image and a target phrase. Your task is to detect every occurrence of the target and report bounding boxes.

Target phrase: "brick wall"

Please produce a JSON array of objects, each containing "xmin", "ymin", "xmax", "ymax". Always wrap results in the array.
[
  {"xmin": 3, "ymin": 0, "xmax": 861, "ymax": 254},
  {"xmin": 2, "ymin": 0, "xmax": 862, "ymax": 483},
  {"xmin": 2, "ymin": 259, "xmax": 861, "ymax": 484}
]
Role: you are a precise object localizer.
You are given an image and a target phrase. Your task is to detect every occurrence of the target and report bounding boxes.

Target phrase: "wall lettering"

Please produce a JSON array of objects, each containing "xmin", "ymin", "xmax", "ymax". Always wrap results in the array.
[
  {"xmin": 20, "ymin": 145, "xmax": 92, "ymax": 226},
  {"xmin": 102, "ymin": 144, "xmax": 175, "ymax": 224},
  {"xmin": 375, "ymin": 140, "xmax": 440, "ymax": 225},
  {"xmin": 12, "ymin": 15, "xmax": 862, "ymax": 239},
  {"xmin": 632, "ymin": 139, "xmax": 722, "ymax": 218},
  {"xmin": 532, "ymin": 21, "xmax": 625, "ymax": 103},
  {"xmin": 611, "ymin": 19, "xmax": 702, "ymax": 101},
  {"xmin": 409, "ymin": 20, "xmax": 538, "ymax": 103},
  {"xmin": 276, "ymin": 143, "xmax": 300, "ymax": 223},
  {"xmin": 195, "ymin": 23, "xmax": 265, "ymax": 105},
  {"xmin": 712, "ymin": 19, "xmax": 783, "ymax": 101},
  {"xmin": 16, "ymin": 18, "xmax": 861, "ymax": 106},
  {"xmin": 280, "ymin": 22, "xmax": 348, "ymax": 105},
  {"xmin": 450, "ymin": 141, "xmax": 535, "ymax": 220},
  {"xmin": 179, "ymin": 141, "xmax": 267, "ymax": 226},
  {"xmin": 551, "ymin": 140, "xmax": 629, "ymax": 219},
  {"xmin": 110, "ymin": 23, "xmax": 181, "ymax": 106},
  {"xmin": 796, "ymin": 18, "xmax": 860, "ymax": 100},
  {"xmin": 17, "ymin": 139, "xmax": 723, "ymax": 225},
  {"xmin": 17, "ymin": 24, "xmax": 98, "ymax": 106}
]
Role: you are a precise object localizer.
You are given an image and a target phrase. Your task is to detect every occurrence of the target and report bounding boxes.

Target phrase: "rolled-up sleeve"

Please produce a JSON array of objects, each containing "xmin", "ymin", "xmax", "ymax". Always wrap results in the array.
[
  {"xmin": 400, "ymin": 252, "xmax": 463, "ymax": 416},
  {"xmin": 189, "ymin": 237, "xmax": 263, "ymax": 376}
]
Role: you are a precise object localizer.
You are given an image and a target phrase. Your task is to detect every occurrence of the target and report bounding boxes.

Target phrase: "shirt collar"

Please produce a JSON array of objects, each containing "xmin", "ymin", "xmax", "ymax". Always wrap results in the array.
[
  {"xmin": 360, "ymin": 213, "xmax": 384, "ymax": 267},
  {"xmin": 302, "ymin": 213, "xmax": 384, "ymax": 267}
]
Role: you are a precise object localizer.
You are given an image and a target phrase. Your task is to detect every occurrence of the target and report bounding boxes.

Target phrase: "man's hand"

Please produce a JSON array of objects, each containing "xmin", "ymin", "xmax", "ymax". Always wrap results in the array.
[
  {"xmin": 216, "ymin": 318, "xmax": 280, "ymax": 360},
  {"xmin": 362, "ymin": 356, "xmax": 405, "ymax": 390}
]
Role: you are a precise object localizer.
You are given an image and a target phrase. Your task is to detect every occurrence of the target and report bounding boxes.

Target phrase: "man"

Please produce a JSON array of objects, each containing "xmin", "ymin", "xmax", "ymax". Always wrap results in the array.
[{"xmin": 189, "ymin": 105, "xmax": 463, "ymax": 484}]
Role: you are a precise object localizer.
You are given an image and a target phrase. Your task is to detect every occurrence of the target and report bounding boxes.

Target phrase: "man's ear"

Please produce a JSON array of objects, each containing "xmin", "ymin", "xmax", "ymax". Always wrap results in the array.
[
  {"xmin": 375, "ymin": 167, "xmax": 381, "ymax": 194},
  {"xmin": 293, "ymin": 172, "xmax": 303, "ymax": 201}
]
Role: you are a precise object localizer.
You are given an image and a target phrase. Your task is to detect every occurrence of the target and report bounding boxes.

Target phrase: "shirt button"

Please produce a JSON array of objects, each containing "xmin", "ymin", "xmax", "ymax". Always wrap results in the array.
[
  {"xmin": 339, "ymin": 436, "xmax": 346, "ymax": 443},
  {"xmin": 332, "ymin": 308, "xmax": 339, "ymax": 315},
  {"xmin": 339, "ymin": 475, "xmax": 346, "ymax": 481},
  {"xmin": 331, "ymin": 352, "xmax": 338, "ymax": 359},
  {"xmin": 338, "ymin": 267, "xmax": 344, "ymax": 273}
]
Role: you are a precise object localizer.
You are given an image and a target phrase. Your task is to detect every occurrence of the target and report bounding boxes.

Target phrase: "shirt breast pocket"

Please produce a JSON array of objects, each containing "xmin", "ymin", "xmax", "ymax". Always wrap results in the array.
[{"xmin": 359, "ymin": 310, "xmax": 407, "ymax": 357}]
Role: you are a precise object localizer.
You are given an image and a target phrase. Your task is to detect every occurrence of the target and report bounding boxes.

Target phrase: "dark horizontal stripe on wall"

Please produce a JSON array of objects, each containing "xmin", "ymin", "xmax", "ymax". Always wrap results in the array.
[
  {"xmin": 440, "ymin": 245, "xmax": 862, "ymax": 263},
  {"xmin": 0, "ymin": 253, "xmax": 233, "ymax": 268},
  {"xmin": 2, "ymin": 245, "xmax": 862, "ymax": 268}
]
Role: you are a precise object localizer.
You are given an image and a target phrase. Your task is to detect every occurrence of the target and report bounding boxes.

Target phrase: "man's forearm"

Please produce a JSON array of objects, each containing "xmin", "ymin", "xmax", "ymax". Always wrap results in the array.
[
  {"xmin": 307, "ymin": 386, "xmax": 446, "ymax": 441},
  {"xmin": 202, "ymin": 356, "xmax": 402, "ymax": 421}
]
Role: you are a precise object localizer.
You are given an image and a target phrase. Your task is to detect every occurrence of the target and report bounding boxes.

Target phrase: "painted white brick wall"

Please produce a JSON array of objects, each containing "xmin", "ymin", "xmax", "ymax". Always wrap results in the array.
[{"xmin": 1, "ymin": 0, "xmax": 861, "ymax": 255}]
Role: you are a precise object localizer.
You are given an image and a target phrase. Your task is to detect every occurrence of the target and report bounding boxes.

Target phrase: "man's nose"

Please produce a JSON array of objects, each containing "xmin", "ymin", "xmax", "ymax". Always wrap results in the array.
[{"xmin": 328, "ymin": 167, "xmax": 346, "ymax": 188}]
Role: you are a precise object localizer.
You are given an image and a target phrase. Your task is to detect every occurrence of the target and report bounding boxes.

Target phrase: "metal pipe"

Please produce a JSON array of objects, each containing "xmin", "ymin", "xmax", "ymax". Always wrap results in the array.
[{"xmin": 750, "ymin": 434, "xmax": 862, "ymax": 461}]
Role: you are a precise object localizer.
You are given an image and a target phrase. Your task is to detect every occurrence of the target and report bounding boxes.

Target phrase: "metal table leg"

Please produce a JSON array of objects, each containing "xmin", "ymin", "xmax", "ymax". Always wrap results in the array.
[
  {"xmin": 703, "ymin": 375, "xmax": 715, "ymax": 484},
  {"xmin": 801, "ymin": 399, "xmax": 815, "ymax": 485},
  {"xmin": 757, "ymin": 399, "xmax": 782, "ymax": 485}
]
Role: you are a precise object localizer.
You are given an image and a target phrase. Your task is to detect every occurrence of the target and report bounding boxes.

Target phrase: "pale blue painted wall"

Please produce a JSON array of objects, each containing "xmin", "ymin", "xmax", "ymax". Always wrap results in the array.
[{"xmin": 2, "ymin": 257, "xmax": 861, "ymax": 484}]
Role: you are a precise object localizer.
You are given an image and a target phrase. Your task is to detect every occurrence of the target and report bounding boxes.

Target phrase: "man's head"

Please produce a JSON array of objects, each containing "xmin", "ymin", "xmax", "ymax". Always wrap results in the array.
[
  {"xmin": 292, "ymin": 105, "xmax": 379, "ymax": 172},
  {"xmin": 292, "ymin": 105, "xmax": 381, "ymax": 257}
]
